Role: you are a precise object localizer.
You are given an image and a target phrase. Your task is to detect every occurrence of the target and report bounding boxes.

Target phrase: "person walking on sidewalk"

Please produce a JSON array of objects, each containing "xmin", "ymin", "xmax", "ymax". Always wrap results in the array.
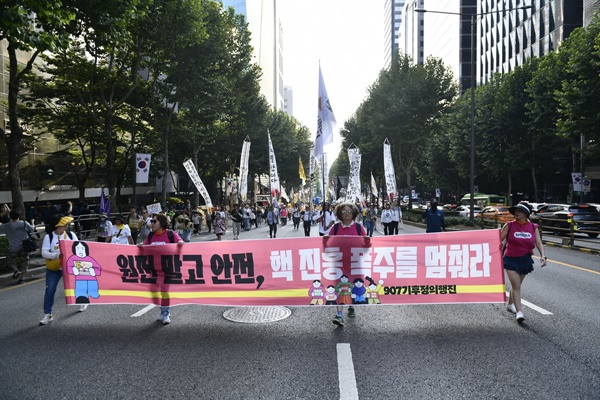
[
  {"xmin": 212, "ymin": 212, "xmax": 226, "ymax": 241},
  {"xmin": 301, "ymin": 205, "xmax": 313, "ymax": 237},
  {"xmin": 230, "ymin": 204, "xmax": 244, "ymax": 240},
  {"xmin": 266, "ymin": 205, "xmax": 279, "ymax": 238},
  {"xmin": 39, "ymin": 215, "xmax": 79, "ymax": 325},
  {"xmin": 0, "ymin": 211, "xmax": 37, "ymax": 284},
  {"xmin": 502, "ymin": 202, "xmax": 547, "ymax": 323},
  {"xmin": 422, "ymin": 200, "xmax": 445, "ymax": 233}
]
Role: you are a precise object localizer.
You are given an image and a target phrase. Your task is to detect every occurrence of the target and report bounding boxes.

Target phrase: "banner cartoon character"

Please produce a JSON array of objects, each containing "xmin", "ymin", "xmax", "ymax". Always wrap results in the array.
[
  {"xmin": 336, "ymin": 275, "xmax": 353, "ymax": 305},
  {"xmin": 325, "ymin": 285, "xmax": 338, "ymax": 305},
  {"xmin": 365, "ymin": 276, "xmax": 384, "ymax": 304},
  {"xmin": 308, "ymin": 280, "xmax": 326, "ymax": 305},
  {"xmin": 351, "ymin": 277, "xmax": 367, "ymax": 304},
  {"xmin": 66, "ymin": 241, "xmax": 102, "ymax": 304}
]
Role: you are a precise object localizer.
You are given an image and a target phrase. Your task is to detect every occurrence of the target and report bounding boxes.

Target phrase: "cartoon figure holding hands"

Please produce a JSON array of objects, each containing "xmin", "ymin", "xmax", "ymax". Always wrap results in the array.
[
  {"xmin": 66, "ymin": 241, "xmax": 101, "ymax": 308},
  {"xmin": 308, "ymin": 280, "xmax": 326, "ymax": 305},
  {"xmin": 351, "ymin": 277, "xmax": 367, "ymax": 304}
]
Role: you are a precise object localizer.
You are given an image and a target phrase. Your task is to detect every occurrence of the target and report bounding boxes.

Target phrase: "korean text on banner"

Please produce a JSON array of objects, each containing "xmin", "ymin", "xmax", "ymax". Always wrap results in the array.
[
  {"xmin": 135, "ymin": 153, "xmax": 152, "ymax": 184},
  {"xmin": 268, "ymin": 131, "xmax": 281, "ymax": 201},
  {"xmin": 383, "ymin": 140, "xmax": 397, "ymax": 201},
  {"xmin": 239, "ymin": 140, "xmax": 251, "ymax": 201},
  {"xmin": 183, "ymin": 159, "xmax": 213, "ymax": 208},
  {"xmin": 59, "ymin": 229, "xmax": 505, "ymax": 307}
]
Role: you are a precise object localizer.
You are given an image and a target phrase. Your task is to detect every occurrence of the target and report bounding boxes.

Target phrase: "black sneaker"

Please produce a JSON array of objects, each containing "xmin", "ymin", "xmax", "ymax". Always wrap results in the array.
[
  {"xmin": 347, "ymin": 307, "xmax": 356, "ymax": 318},
  {"xmin": 332, "ymin": 316, "xmax": 344, "ymax": 326},
  {"xmin": 17, "ymin": 278, "xmax": 25, "ymax": 284}
]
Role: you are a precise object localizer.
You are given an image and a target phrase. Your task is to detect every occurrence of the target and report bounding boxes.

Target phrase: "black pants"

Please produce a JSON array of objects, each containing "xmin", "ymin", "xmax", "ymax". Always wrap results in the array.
[
  {"xmin": 269, "ymin": 223, "xmax": 277, "ymax": 238},
  {"xmin": 303, "ymin": 221, "xmax": 311, "ymax": 236},
  {"xmin": 293, "ymin": 217, "xmax": 300, "ymax": 229},
  {"xmin": 383, "ymin": 222, "xmax": 393, "ymax": 235}
]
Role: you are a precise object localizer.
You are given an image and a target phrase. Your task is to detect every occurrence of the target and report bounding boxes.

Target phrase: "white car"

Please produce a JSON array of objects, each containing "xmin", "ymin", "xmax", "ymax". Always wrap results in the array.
[{"xmin": 456, "ymin": 205, "xmax": 482, "ymax": 218}]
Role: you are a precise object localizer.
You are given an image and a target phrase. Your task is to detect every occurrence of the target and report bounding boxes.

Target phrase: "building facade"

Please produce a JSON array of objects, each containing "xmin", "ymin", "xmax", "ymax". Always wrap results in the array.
[
  {"xmin": 384, "ymin": 0, "xmax": 407, "ymax": 68},
  {"xmin": 398, "ymin": 0, "xmax": 424, "ymax": 65},
  {"xmin": 478, "ymin": 0, "xmax": 583, "ymax": 84},
  {"xmin": 283, "ymin": 85, "xmax": 293, "ymax": 116},
  {"xmin": 584, "ymin": 0, "xmax": 600, "ymax": 27}
]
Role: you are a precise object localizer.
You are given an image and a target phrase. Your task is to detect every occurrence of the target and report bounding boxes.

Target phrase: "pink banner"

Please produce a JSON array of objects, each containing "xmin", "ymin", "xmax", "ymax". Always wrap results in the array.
[{"xmin": 59, "ymin": 230, "xmax": 505, "ymax": 307}]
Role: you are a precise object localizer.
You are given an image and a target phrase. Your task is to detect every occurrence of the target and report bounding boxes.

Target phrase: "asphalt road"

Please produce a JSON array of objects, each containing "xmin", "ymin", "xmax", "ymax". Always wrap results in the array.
[{"xmin": 1, "ymin": 222, "xmax": 599, "ymax": 399}]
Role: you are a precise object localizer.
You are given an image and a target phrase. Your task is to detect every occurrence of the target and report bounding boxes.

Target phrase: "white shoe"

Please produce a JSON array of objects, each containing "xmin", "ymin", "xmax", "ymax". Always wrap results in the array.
[
  {"xmin": 39, "ymin": 314, "xmax": 54, "ymax": 325},
  {"xmin": 79, "ymin": 304, "xmax": 89, "ymax": 312},
  {"xmin": 506, "ymin": 303, "xmax": 516, "ymax": 314},
  {"xmin": 516, "ymin": 311, "xmax": 525, "ymax": 323},
  {"xmin": 162, "ymin": 313, "xmax": 171, "ymax": 324}
]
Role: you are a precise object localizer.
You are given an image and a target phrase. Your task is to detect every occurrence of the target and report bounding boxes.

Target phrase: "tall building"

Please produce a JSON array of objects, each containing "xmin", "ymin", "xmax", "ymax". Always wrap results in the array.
[
  {"xmin": 384, "ymin": 0, "xmax": 407, "ymax": 68},
  {"xmin": 478, "ymin": 0, "xmax": 583, "ymax": 84},
  {"xmin": 422, "ymin": 0, "xmax": 476, "ymax": 92},
  {"xmin": 584, "ymin": 0, "xmax": 600, "ymax": 27},
  {"xmin": 283, "ymin": 85, "xmax": 293, "ymax": 116},
  {"xmin": 398, "ymin": 0, "xmax": 424, "ymax": 65},
  {"xmin": 221, "ymin": 0, "xmax": 284, "ymax": 110}
]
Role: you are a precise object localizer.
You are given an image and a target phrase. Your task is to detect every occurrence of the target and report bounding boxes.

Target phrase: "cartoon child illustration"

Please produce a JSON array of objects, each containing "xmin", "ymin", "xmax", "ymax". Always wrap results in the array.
[
  {"xmin": 308, "ymin": 280, "xmax": 326, "ymax": 305},
  {"xmin": 365, "ymin": 276, "xmax": 384, "ymax": 304},
  {"xmin": 336, "ymin": 275, "xmax": 354, "ymax": 305},
  {"xmin": 351, "ymin": 277, "xmax": 367, "ymax": 304},
  {"xmin": 325, "ymin": 285, "xmax": 338, "ymax": 305},
  {"xmin": 66, "ymin": 241, "xmax": 102, "ymax": 305}
]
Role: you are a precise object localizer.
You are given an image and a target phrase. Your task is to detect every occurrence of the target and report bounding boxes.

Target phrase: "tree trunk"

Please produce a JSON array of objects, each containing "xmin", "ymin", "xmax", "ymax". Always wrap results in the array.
[
  {"xmin": 507, "ymin": 171, "xmax": 513, "ymax": 206},
  {"xmin": 104, "ymin": 113, "xmax": 117, "ymax": 213}
]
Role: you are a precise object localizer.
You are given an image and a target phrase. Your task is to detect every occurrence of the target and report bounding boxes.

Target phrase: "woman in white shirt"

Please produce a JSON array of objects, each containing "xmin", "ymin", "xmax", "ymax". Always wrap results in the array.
[
  {"xmin": 380, "ymin": 203, "xmax": 396, "ymax": 236},
  {"xmin": 107, "ymin": 214, "xmax": 134, "ymax": 245}
]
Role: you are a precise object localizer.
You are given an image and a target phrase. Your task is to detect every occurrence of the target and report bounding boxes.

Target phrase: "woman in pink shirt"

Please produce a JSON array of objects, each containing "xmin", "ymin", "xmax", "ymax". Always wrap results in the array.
[
  {"xmin": 139, "ymin": 213, "xmax": 183, "ymax": 324},
  {"xmin": 502, "ymin": 202, "xmax": 547, "ymax": 323}
]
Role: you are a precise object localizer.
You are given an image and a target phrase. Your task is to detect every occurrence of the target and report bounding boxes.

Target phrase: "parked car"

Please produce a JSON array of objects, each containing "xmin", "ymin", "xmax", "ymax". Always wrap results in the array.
[
  {"xmin": 538, "ymin": 204, "xmax": 600, "ymax": 238},
  {"xmin": 529, "ymin": 203, "xmax": 570, "ymax": 223},
  {"xmin": 455, "ymin": 205, "xmax": 483, "ymax": 218},
  {"xmin": 475, "ymin": 206, "xmax": 514, "ymax": 223}
]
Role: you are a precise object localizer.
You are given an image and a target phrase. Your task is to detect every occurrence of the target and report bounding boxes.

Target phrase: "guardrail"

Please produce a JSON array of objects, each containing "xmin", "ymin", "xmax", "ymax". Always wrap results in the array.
[{"xmin": 537, "ymin": 216, "xmax": 600, "ymax": 247}]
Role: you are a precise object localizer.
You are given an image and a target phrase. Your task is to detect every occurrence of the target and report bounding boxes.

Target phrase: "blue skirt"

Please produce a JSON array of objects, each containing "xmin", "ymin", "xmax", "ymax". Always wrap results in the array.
[{"xmin": 503, "ymin": 253, "xmax": 534, "ymax": 275}]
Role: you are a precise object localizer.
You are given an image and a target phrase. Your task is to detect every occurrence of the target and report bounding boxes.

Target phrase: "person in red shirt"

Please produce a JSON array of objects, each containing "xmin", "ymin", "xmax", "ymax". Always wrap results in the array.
[
  {"xmin": 502, "ymin": 202, "xmax": 547, "ymax": 323},
  {"xmin": 138, "ymin": 213, "xmax": 183, "ymax": 324},
  {"xmin": 324, "ymin": 202, "xmax": 369, "ymax": 327}
]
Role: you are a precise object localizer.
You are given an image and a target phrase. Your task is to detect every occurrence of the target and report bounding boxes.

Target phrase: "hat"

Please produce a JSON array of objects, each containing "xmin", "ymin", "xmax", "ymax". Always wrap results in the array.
[
  {"xmin": 112, "ymin": 214, "xmax": 125, "ymax": 222},
  {"xmin": 509, "ymin": 203, "xmax": 531, "ymax": 217},
  {"xmin": 99, "ymin": 212, "xmax": 108, "ymax": 218},
  {"xmin": 56, "ymin": 216, "xmax": 74, "ymax": 227}
]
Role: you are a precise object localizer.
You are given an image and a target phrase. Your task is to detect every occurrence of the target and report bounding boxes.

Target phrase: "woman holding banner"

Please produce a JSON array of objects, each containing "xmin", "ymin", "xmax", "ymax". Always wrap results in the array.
[
  {"xmin": 502, "ymin": 202, "xmax": 547, "ymax": 323},
  {"xmin": 139, "ymin": 213, "xmax": 184, "ymax": 325},
  {"xmin": 324, "ymin": 202, "xmax": 370, "ymax": 327}
]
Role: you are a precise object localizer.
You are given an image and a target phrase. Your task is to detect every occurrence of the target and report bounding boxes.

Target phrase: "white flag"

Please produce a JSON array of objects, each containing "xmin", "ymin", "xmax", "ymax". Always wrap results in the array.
[
  {"xmin": 281, "ymin": 186, "xmax": 289, "ymax": 201},
  {"xmin": 239, "ymin": 139, "xmax": 251, "ymax": 201},
  {"xmin": 347, "ymin": 148, "xmax": 361, "ymax": 203},
  {"xmin": 135, "ymin": 153, "xmax": 151, "ymax": 183},
  {"xmin": 183, "ymin": 159, "xmax": 213, "ymax": 208},
  {"xmin": 371, "ymin": 173, "xmax": 378, "ymax": 197},
  {"xmin": 383, "ymin": 139, "xmax": 397, "ymax": 201},
  {"xmin": 571, "ymin": 172, "xmax": 582, "ymax": 192},
  {"xmin": 268, "ymin": 131, "xmax": 281, "ymax": 201},
  {"xmin": 314, "ymin": 65, "xmax": 336, "ymax": 160}
]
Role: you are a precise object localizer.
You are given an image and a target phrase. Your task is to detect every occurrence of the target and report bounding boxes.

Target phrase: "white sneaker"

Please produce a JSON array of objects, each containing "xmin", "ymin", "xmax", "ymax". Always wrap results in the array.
[
  {"xmin": 516, "ymin": 311, "xmax": 525, "ymax": 323},
  {"xmin": 79, "ymin": 304, "xmax": 89, "ymax": 312},
  {"xmin": 506, "ymin": 303, "xmax": 516, "ymax": 314},
  {"xmin": 39, "ymin": 314, "xmax": 54, "ymax": 325},
  {"xmin": 162, "ymin": 313, "xmax": 171, "ymax": 324}
]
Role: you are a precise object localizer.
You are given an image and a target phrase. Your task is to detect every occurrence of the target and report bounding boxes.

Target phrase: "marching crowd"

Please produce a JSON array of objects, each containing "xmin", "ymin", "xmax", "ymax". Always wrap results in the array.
[{"xmin": 0, "ymin": 197, "xmax": 546, "ymax": 327}]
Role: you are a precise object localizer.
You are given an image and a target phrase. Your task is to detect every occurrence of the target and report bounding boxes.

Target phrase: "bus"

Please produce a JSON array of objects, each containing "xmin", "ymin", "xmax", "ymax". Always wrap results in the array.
[{"xmin": 461, "ymin": 193, "xmax": 508, "ymax": 207}]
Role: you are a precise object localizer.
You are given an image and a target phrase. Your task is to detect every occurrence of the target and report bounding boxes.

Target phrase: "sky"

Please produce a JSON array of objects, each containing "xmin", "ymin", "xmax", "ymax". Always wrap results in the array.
[{"xmin": 279, "ymin": 0, "xmax": 386, "ymax": 166}]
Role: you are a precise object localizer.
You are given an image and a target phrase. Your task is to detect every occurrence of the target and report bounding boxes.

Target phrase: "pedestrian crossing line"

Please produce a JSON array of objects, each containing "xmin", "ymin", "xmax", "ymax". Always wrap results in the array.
[
  {"xmin": 337, "ymin": 343, "xmax": 359, "ymax": 400},
  {"xmin": 130, "ymin": 304, "xmax": 156, "ymax": 317},
  {"xmin": 505, "ymin": 292, "xmax": 553, "ymax": 315}
]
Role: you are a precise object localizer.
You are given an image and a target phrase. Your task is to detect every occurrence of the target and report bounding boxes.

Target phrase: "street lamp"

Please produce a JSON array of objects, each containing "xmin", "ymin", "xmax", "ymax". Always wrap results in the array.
[{"xmin": 416, "ymin": 5, "xmax": 532, "ymax": 221}]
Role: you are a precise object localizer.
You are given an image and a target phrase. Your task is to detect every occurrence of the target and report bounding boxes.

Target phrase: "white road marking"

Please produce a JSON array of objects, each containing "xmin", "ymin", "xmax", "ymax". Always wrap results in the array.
[
  {"xmin": 337, "ymin": 343, "xmax": 359, "ymax": 400},
  {"xmin": 130, "ymin": 304, "xmax": 156, "ymax": 317},
  {"xmin": 506, "ymin": 292, "xmax": 553, "ymax": 315}
]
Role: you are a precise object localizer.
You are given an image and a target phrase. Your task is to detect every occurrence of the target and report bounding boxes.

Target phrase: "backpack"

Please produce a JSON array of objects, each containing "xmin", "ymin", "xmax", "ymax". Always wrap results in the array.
[
  {"xmin": 48, "ymin": 230, "xmax": 74, "ymax": 243},
  {"xmin": 333, "ymin": 222, "xmax": 363, "ymax": 236},
  {"xmin": 147, "ymin": 229, "xmax": 175, "ymax": 243}
]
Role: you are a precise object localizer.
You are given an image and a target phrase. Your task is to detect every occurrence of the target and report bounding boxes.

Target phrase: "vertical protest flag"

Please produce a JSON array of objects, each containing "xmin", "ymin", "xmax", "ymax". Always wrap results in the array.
[
  {"xmin": 346, "ymin": 146, "xmax": 361, "ymax": 203},
  {"xmin": 299, "ymin": 156, "xmax": 306, "ymax": 187},
  {"xmin": 135, "ymin": 153, "xmax": 152, "ymax": 184},
  {"xmin": 371, "ymin": 173, "xmax": 378, "ymax": 197},
  {"xmin": 314, "ymin": 65, "xmax": 336, "ymax": 160},
  {"xmin": 239, "ymin": 138, "xmax": 251, "ymax": 201},
  {"xmin": 183, "ymin": 159, "xmax": 213, "ymax": 208},
  {"xmin": 99, "ymin": 189, "xmax": 110, "ymax": 215},
  {"xmin": 268, "ymin": 131, "xmax": 281, "ymax": 201},
  {"xmin": 383, "ymin": 139, "xmax": 397, "ymax": 201}
]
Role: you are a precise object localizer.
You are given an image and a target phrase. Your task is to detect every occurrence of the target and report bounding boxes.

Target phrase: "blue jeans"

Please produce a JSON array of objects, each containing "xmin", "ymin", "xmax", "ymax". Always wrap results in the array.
[
  {"xmin": 160, "ymin": 306, "xmax": 170, "ymax": 314},
  {"xmin": 44, "ymin": 269, "xmax": 63, "ymax": 314},
  {"xmin": 243, "ymin": 218, "xmax": 250, "ymax": 230},
  {"xmin": 364, "ymin": 220, "xmax": 374, "ymax": 237}
]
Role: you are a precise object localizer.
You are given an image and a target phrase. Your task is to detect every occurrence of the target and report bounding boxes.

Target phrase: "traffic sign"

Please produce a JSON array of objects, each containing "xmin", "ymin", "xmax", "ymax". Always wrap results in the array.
[{"xmin": 582, "ymin": 179, "xmax": 591, "ymax": 193}]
